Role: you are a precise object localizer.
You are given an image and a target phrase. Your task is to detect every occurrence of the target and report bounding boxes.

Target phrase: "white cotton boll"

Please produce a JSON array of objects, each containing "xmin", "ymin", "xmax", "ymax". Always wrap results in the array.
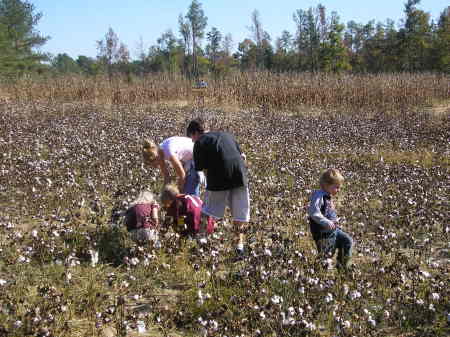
[
  {"xmin": 383, "ymin": 310, "xmax": 390, "ymax": 319},
  {"xmin": 130, "ymin": 257, "xmax": 139, "ymax": 266},
  {"xmin": 343, "ymin": 284, "xmax": 349, "ymax": 296},
  {"xmin": 199, "ymin": 327, "xmax": 207, "ymax": 337},
  {"xmin": 259, "ymin": 311, "xmax": 266, "ymax": 320},
  {"xmin": 137, "ymin": 320, "xmax": 146, "ymax": 334},
  {"xmin": 13, "ymin": 321, "xmax": 22, "ymax": 328},
  {"xmin": 429, "ymin": 261, "xmax": 439, "ymax": 268},
  {"xmin": 197, "ymin": 290, "xmax": 204, "ymax": 306},
  {"xmin": 342, "ymin": 321, "xmax": 351, "ymax": 329},
  {"xmin": 430, "ymin": 293, "xmax": 440, "ymax": 301},
  {"xmin": 271, "ymin": 295, "xmax": 283, "ymax": 305},
  {"xmin": 209, "ymin": 320, "xmax": 218, "ymax": 331},
  {"xmin": 368, "ymin": 317, "xmax": 376, "ymax": 327},
  {"xmin": 349, "ymin": 290, "xmax": 361, "ymax": 300},
  {"xmin": 306, "ymin": 322, "xmax": 316, "ymax": 331},
  {"xmin": 89, "ymin": 250, "xmax": 99, "ymax": 267},
  {"xmin": 416, "ymin": 299, "xmax": 424, "ymax": 305},
  {"xmin": 420, "ymin": 270, "xmax": 431, "ymax": 278},
  {"xmin": 325, "ymin": 293, "xmax": 333, "ymax": 303},
  {"xmin": 264, "ymin": 248, "xmax": 272, "ymax": 256},
  {"xmin": 31, "ymin": 230, "xmax": 38, "ymax": 238}
]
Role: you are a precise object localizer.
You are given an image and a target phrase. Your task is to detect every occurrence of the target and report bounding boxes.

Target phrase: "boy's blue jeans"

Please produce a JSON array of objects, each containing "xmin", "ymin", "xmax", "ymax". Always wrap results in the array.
[
  {"xmin": 183, "ymin": 162, "xmax": 201, "ymax": 196},
  {"xmin": 315, "ymin": 229, "xmax": 353, "ymax": 267}
]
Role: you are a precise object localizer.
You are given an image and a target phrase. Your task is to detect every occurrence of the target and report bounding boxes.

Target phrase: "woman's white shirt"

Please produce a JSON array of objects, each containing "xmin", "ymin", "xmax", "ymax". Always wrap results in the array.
[{"xmin": 159, "ymin": 136, "xmax": 194, "ymax": 165}]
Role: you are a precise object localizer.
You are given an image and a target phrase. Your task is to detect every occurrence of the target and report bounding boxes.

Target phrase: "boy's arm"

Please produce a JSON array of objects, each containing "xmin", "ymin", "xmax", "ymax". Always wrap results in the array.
[{"xmin": 307, "ymin": 194, "xmax": 336, "ymax": 230}]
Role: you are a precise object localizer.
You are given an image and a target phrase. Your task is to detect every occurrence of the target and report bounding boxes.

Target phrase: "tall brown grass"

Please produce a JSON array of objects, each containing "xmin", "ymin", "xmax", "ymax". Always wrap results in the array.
[{"xmin": 0, "ymin": 72, "xmax": 448, "ymax": 113}]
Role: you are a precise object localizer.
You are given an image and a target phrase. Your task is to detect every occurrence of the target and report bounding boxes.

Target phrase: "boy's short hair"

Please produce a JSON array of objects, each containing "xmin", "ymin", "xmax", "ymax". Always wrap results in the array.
[
  {"xmin": 186, "ymin": 118, "xmax": 207, "ymax": 137},
  {"xmin": 320, "ymin": 168, "xmax": 344, "ymax": 187},
  {"xmin": 160, "ymin": 184, "xmax": 180, "ymax": 204}
]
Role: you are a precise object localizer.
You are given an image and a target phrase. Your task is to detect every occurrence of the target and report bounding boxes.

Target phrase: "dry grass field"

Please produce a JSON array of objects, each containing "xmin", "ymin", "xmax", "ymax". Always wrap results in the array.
[{"xmin": 0, "ymin": 73, "xmax": 449, "ymax": 336}]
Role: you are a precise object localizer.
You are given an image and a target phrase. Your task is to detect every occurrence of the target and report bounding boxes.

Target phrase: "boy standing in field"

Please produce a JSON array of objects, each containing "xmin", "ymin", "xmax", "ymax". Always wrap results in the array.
[
  {"xmin": 308, "ymin": 168, "xmax": 353, "ymax": 269},
  {"xmin": 186, "ymin": 118, "xmax": 250, "ymax": 255}
]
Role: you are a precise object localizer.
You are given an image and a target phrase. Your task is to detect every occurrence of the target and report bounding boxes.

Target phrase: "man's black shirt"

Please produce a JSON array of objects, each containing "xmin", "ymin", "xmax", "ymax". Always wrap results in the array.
[{"xmin": 193, "ymin": 131, "xmax": 248, "ymax": 191}]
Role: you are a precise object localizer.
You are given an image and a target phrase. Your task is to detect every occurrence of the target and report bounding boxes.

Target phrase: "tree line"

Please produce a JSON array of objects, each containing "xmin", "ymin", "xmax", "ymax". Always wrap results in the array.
[{"xmin": 0, "ymin": 0, "xmax": 449, "ymax": 77}]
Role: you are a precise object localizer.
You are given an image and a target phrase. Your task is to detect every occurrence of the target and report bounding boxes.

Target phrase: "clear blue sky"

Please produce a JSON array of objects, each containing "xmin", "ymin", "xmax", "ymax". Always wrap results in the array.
[{"xmin": 33, "ymin": 0, "xmax": 448, "ymax": 59}]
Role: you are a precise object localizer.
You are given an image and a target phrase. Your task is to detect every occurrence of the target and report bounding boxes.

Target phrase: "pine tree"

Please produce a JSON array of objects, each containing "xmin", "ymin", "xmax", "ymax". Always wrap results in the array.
[
  {"xmin": 186, "ymin": 0, "xmax": 207, "ymax": 78},
  {"xmin": 0, "ymin": 0, "xmax": 49, "ymax": 74}
]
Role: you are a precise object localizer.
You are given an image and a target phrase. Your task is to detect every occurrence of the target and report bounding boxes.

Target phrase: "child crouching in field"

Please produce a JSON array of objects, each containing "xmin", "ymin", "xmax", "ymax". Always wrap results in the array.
[
  {"xmin": 308, "ymin": 168, "xmax": 353, "ymax": 269},
  {"xmin": 124, "ymin": 191, "xmax": 160, "ymax": 244},
  {"xmin": 160, "ymin": 184, "xmax": 215, "ymax": 237}
]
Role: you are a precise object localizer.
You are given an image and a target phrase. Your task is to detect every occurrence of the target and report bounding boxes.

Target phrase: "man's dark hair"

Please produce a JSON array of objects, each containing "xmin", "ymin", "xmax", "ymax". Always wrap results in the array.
[{"xmin": 186, "ymin": 118, "xmax": 207, "ymax": 137}]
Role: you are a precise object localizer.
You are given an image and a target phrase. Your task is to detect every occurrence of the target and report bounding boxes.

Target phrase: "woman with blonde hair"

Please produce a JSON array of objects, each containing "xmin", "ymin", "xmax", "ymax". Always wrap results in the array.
[{"xmin": 142, "ymin": 136, "xmax": 202, "ymax": 196}]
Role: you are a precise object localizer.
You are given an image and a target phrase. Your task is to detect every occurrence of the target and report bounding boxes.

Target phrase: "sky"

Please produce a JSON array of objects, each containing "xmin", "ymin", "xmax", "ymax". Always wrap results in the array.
[{"xmin": 32, "ymin": 0, "xmax": 449, "ymax": 60}]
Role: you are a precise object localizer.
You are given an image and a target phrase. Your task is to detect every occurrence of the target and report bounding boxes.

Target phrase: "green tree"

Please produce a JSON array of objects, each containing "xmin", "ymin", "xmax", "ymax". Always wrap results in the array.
[
  {"xmin": 186, "ymin": 0, "xmax": 207, "ymax": 78},
  {"xmin": 0, "ymin": 0, "xmax": 49, "ymax": 74},
  {"xmin": 273, "ymin": 30, "xmax": 297, "ymax": 72},
  {"xmin": 206, "ymin": 27, "xmax": 222, "ymax": 71},
  {"xmin": 96, "ymin": 27, "xmax": 130, "ymax": 77},
  {"xmin": 276, "ymin": 30, "xmax": 293, "ymax": 53},
  {"xmin": 398, "ymin": 0, "xmax": 432, "ymax": 71},
  {"xmin": 156, "ymin": 29, "xmax": 181, "ymax": 73},
  {"xmin": 236, "ymin": 38, "xmax": 257, "ymax": 70},
  {"xmin": 76, "ymin": 55, "xmax": 101, "ymax": 76},
  {"xmin": 293, "ymin": 6, "xmax": 321, "ymax": 72},
  {"xmin": 431, "ymin": 6, "xmax": 450, "ymax": 72},
  {"xmin": 51, "ymin": 53, "xmax": 80, "ymax": 74},
  {"xmin": 178, "ymin": 13, "xmax": 191, "ymax": 74},
  {"xmin": 248, "ymin": 9, "xmax": 272, "ymax": 69},
  {"xmin": 320, "ymin": 11, "xmax": 350, "ymax": 72}
]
